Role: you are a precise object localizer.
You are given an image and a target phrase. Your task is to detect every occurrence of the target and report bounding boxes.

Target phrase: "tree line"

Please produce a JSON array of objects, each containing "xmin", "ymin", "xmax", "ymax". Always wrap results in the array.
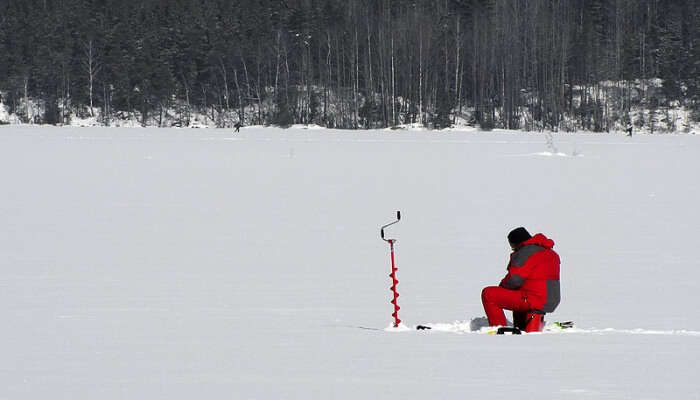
[{"xmin": 1, "ymin": 0, "xmax": 699, "ymax": 131}]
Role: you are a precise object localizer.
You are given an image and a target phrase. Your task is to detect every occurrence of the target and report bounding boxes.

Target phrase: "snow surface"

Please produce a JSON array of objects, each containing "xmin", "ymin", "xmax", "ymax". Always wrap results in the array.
[{"xmin": 1, "ymin": 125, "xmax": 699, "ymax": 399}]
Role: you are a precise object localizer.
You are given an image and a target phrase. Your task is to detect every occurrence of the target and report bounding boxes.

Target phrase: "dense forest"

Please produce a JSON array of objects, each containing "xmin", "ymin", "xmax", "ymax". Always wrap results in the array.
[{"xmin": 1, "ymin": 0, "xmax": 699, "ymax": 131}]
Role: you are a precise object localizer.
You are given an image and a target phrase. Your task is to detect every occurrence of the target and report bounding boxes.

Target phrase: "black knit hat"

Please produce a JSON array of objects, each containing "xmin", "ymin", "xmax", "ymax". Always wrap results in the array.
[{"xmin": 508, "ymin": 227, "xmax": 532, "ymax": 246}]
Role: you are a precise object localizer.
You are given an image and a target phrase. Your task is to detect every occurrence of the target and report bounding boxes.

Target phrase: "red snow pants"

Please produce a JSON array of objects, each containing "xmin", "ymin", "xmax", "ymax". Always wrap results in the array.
[{"xmin": 481, "ymin": 286, "xmax": 544, "ymax": 332}]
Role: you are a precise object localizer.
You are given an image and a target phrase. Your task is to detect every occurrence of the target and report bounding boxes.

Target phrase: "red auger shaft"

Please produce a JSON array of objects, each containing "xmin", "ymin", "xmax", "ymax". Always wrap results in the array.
[{"xmin": 388, "ymin": 239, "xmax": 401, "ymax": 327}]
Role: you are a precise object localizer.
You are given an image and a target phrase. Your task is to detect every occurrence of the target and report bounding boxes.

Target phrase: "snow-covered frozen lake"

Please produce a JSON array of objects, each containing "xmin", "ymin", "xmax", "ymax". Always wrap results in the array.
[{"xmin": 1, "ymin": 126, "xmax": 699, "ymax": 399}]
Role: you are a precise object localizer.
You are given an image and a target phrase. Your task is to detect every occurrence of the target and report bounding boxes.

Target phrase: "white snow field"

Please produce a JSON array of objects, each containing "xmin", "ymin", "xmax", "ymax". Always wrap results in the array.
[{"xmin": 1, "ymin": 125, "xmax": 699, "ymax": 399}]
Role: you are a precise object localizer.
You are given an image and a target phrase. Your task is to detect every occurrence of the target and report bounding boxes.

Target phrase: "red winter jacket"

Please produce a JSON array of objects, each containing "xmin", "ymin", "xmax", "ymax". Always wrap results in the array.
[{"xmin": 499, "ymin": 233, "xmax": 561, "ymax": 313}]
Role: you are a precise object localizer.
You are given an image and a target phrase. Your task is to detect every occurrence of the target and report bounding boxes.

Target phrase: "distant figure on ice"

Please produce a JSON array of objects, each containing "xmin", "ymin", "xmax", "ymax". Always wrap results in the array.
[
  {"xmin": 234, "ymin": 121, "xmax": 242, "ymax": 132},
  {"xmin": 626, "ymin": 124, "xmax": 633, "ymax": 137},
  {"xmin": 481, "ymin": 227, "xmax": 560, "ymax": 332}
]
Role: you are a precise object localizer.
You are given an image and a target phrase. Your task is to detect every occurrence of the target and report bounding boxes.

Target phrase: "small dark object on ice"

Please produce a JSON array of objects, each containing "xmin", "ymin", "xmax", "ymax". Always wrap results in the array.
[
  {"xmin": 496, "ymin": 327, "xmax": 522, "ymax": 335},
  {"xmin": 555, "ymin": 321, "xmax": 574, "ymax": 329},
  {"xmin": 416, "ymin": 325, "xmax": 432, "ymax": 330}
]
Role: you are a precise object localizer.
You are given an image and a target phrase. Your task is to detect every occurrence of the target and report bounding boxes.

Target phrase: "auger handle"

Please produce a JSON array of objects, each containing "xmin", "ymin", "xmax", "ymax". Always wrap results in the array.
[{"xmin": 380, "ymin": 211, "xmax": 401, "ymax": 241}]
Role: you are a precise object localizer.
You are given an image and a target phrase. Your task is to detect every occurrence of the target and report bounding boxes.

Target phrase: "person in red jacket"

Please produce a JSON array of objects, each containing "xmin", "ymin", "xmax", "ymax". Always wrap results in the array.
[{"xmin": 481, "ymin": 227, "xmax": 560, "ymax": 332}]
